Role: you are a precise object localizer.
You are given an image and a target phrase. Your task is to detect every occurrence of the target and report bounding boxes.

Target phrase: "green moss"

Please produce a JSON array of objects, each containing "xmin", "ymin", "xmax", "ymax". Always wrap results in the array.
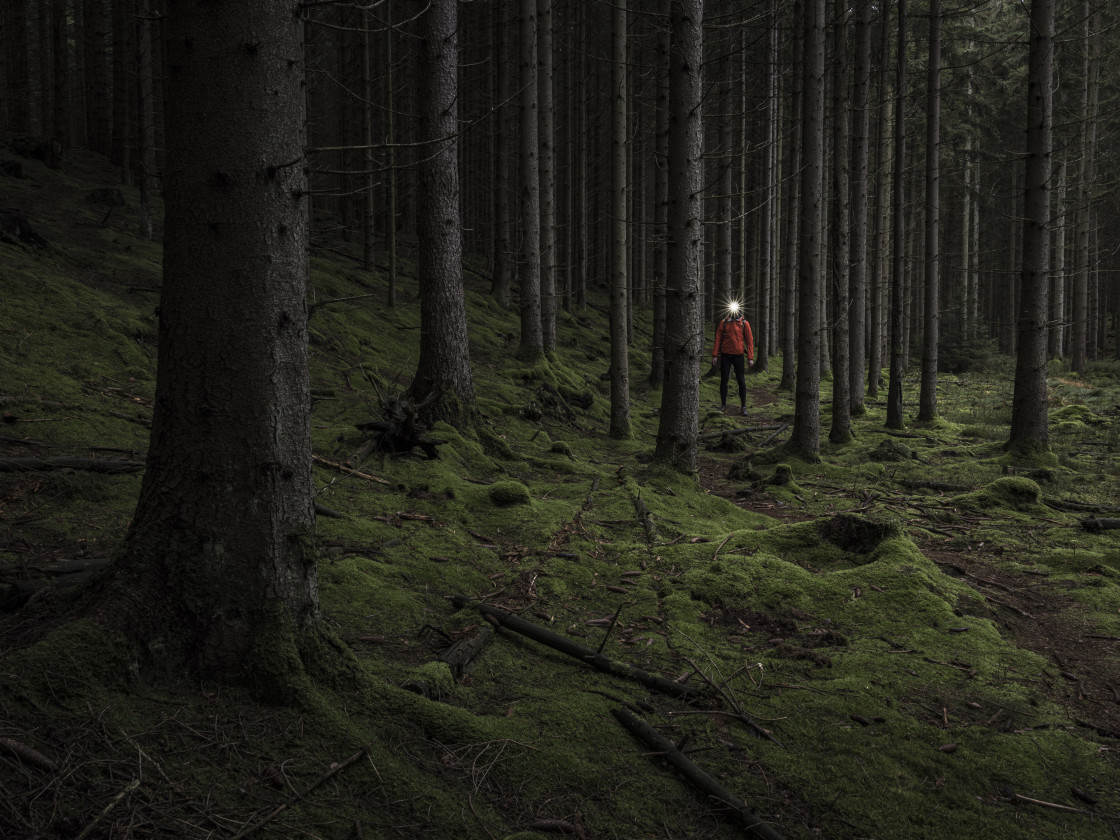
[{"xmin": 488, "ymin": 480, "xmax": 532, "ymax": 505}]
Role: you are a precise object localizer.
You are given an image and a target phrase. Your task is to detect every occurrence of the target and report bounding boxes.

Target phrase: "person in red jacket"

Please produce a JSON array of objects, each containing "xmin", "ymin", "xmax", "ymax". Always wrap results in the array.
[{"xmin": 711, "ymin": 303, "xmax": 755, "ymax": 416}]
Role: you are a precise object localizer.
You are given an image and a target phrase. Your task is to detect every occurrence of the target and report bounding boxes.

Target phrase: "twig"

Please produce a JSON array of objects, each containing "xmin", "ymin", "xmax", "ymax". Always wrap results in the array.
[
  {"xmin": 74, "ymin": 778, "xmax": 140, "ymax": 840},
  {"xmin": 712, "ymin": 533, "xmax": 733, "ymax": 562},
  {"xmin": 311, "ymin": 454, "xmax": 392, "ymax": 485},
  {"xmin": 1009, "ymin": 793, "xmax": 1088, "ymax": 815},
  {"xmin": 611, "ymin": 708, "xmax": 786, "ymax": 840},
  {"xmin": 230, "ymin": 740, "xmax": 379, "ymax": 840},
  {"xmin": 597, "ymin": 603, "xmax": 627, "ymax": 655},
  {"xmin": 0, "ymin": 737, "xmax": 57, "ymax": 771}
]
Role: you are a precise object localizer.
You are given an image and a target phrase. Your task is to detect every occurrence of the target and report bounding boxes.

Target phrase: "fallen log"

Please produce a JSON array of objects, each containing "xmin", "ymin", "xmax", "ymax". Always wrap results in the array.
[
  {"xmin": 1081, "ymin": 517, "xmax": 1120, "ymax": 532},
  {"xmin": 699, "ymin": 424, "xmax": 785, "ymax": 442},
  {"xmin": 0, "ymin": 456, "xmax": 143, "ymax": 474},
  {"xmin": 451, "ymin": 596, "xmax": 702, "ymax": 701},
  {"xmin": 438, "ymin": 626, "xmax": 495, "ymax": 680},
  {"xmin": 611, "ymin": 707, "xmax": 785, "ymax": 840}
]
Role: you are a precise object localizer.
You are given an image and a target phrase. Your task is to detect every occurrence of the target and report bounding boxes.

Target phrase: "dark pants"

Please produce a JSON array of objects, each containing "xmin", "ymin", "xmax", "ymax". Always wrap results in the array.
[{"xmin": 719, "ymin": 354, "xmax": 746, "ymax": 406}]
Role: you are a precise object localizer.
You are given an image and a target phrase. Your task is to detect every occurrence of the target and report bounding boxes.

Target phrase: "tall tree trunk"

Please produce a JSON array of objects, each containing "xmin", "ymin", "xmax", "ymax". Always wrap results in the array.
[
  {"xmin": 917, "ymin": 0, "xmax": 940, "ymax": 422},
  {"xmin": 885, "ymin": 0, "xmax": 907, "ymax": 430},
  {"xmin": 1050, "ymin": 160, "xmax": 1067, "ymax": 359},
  {"xmin": 609, "ymin": 0, "xmax": 631, "ymax": 438},
  {"xmin": 136, "ymin": 0, "xmax": 156, "ymax": 240},
  {"xmin": 111, "ymin": 0, "xmax": 133, "ymax": 182},
  {"xmin": 4, "ymin": 0, "xmax": 32, "ymax": 134},
  {"xmin": 868, "ymin": 0, "xmax": 890, "ymax": 399},
  {"xmin": 846, "ymin": 0, "xmax": 871, "ymax": 415},
  {"xmin": 1008, "ymin": 0, "xmax": 1053, "ymax": 454},
  {"xmin": 752, "ymin": 0, "xmax": 778, "ymax": 375},
  {"xmin": 649, "ymin": 0, "xmax": 670, "ymax": 387},
  {"xmin": 410, "ymin": 0, "xmax": 475, "ymax": 420},
  {"xmin": 38, "ymin": 0, "xmax": 52, "ymax": 137},
  {"xmin": 1071, "ymin": 2, "xmax": 1098, "ymax": 376},
  {"xmin": 491, "ymin": 0, "xmax": 513, "ymax": 307},
  {"xmin": 538, "ymin": 0, "xmax": 557, "ymax": 354},
  {"xmin": 779, "ymin": 0, "xmax": 803, "ymax": 393},
  {"xmin": 91, "ymin": 0, "xmax": 319, "ymax": 694},
  {"xmin": 361, "ymin": 9, "xmax": 375, "ymax": 272},
  {"xmin": 518, "ymin": 0, "xmax": 544, "ymax": 360},
  {"xmin": 51, "ymin": 0, "xmax": 69, "ymax": 147},
  {"xmin": 385, "ymin": 2, "xmax": 399, "ymax": 307},
  {"xmin": 829, "ymin": 0, "xmax": 852, "ymax": 445},
  {"xmin": 655, "ymin": 0, "xmax": 704, "ymax": 472},
  {"xmin": 791, "ymin": 0, "xmax": 824, "ymax": 460}
]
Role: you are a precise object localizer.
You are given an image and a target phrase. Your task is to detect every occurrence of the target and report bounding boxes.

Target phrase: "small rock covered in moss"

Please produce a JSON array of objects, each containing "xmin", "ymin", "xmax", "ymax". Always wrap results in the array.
[{"xmin": 488, "ymin": 480, "xmax": 532, "ymax": 506}]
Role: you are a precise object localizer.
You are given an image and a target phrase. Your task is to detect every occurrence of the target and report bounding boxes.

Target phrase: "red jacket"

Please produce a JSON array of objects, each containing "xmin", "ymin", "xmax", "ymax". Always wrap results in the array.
[{"xmin": 712, "ymin": 316, "xmax": 754, "ymax": 361}]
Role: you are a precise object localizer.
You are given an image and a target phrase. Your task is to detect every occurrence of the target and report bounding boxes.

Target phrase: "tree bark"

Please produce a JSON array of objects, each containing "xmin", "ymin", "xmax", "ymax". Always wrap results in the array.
[
  {"xmin": 410, "ymin": 0, "xmax": 475, "ymax": 421},
  {"xmin": 917, "ymin": 0, "xmax": 940, "ymax": 422},
  {"xmin": 655, "ymin": 0, "xmax": 704, "ymax": 472},
  {"xmin": 609, "ymin": 0, "xmax": 631, "ymax": 438},
  {"xmin": 518, "ymin": 0, "xmax": 544, "ymax": 360},
  {"xmin": 885, "ymin": 0, "xmax": 907, "ymax": 430},
  {"xmin": 1008, "ymin": 0, "xmax": 1053, "ymax": 454},
  {"xmin": 829, "ymin": 0, "xmax": 852, "ymax": 445},
  {"xmin": 1071, "ymin": 2, "xmax": 1098, "ymax": 376},
  {"xmin": 791, "ymin": 0, "xmax": 824, "ymax": 460},
  {"xmin": 538, "ymin": 0, "xmax": 557, "ymax": 353},
  {"xmin": 649, "ymin": 0, "xmax": 670, "ymax": 387},
  {"xmin": 778, "ymin": 0, "xmax": 803, "ymax": 393},
  {"xmin": 846, "ymin": 0, "xmax": 871, "ymax": 414},
  {"xmin": 86, "ymin": 0, "xmax": 320, "ymax": 694}
]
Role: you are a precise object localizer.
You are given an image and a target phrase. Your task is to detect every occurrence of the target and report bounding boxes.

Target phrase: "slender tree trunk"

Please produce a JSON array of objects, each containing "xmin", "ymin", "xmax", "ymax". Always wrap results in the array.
[
  {"xmin": 779, "ymin": 0, "xmax": 803, "ymax": 392},
  {"xmin": 791, "ymin": 0, "xmax": 824, "ymax": 460},
  {"xmin": 52, "ymin": 0, "xmax": 69, "ymax": 147},
  {"xmin": 518, "ymin": 0, "xmax": 544, "ymax": 359},
  {"xmin": 1050, "ymin": 160, "xmax": 1067, "ymax": 359},
  {"xmin": 752, "ymin": 0, "xmax": 778, "ymax": 375},
  {"xmin": 847, "ymin": 0, "xmax": 871, "ymax": 415},
  {"xmin": 137, "ymin": 0, "xmax": 156, "ymax": 240},
  {"xmin": 4, "ymin": 0, "xmax": 32, "ymax": 134},
  {"xmin": 1071, "ymin": 2, "xmax": 1098, "ymax": 376},
  {"xmin": 655, "ymin": 0, "xmax": 704, "ymax": 472},
  {"xmin": 885, "ymin": 0, "xmax": 907, "ymax": 430},
  {"xmin": 1008, "ymin": 0, "xmax": 1053, "ymax": 454},
  {"xmin": 829, "ymin": 0, "xmax": 851, "ymax": 444},
  {"xmin": 538, "ymin": 0, "xmax": 556, "ymax": 354},
  {"xmin": 868, "ymin": 0, "xmax": 890, "ymax": 399},
  {"xmin": 386, "ymin": 2, "xmax": 399, "ymax": 307},
  {"xmin": 610, "ymin": 0, "xmax": 631, "ymax": 438},
  {"xmin": 490, "ymin": 1, "xmax": 513, "ymax": 307},
  {"xmin": 649, "ymin": 0, "xmax": 670, "ymax": 387},
  {"xmin": 361, "ymin": 10, "xmax": 375, "ymax": 272},
  {"xmin": 917, "ymin": 0, "xmax": 940, "ymax": 422}
]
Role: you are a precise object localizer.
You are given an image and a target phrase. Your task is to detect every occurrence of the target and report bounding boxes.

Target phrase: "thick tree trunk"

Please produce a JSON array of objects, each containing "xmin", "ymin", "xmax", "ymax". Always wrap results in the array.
[
  {"xmin": 791, "ymin": 0, "xmax": 824, "ymax": 460},
  {"xmin": 410, "ymin": 0, "xmax": 475, "ymax": 421},
  {"xmin": 88, "ymin": 0, "xmax": 318, "ymax": 693},
  {"xmin": 1008, "ymin": 0, "xmax": 1053, "ymax": 454},
  {"xmin": 917, "ymin": 0, "xmax": 940, "ymax": 422},
  {"xmin": 655, "ymin": 0, "xmax": 704, "ymax": 472},
  {"xmin": 609, "ymin": 0, "xmax": 631, "ymax": 438}
]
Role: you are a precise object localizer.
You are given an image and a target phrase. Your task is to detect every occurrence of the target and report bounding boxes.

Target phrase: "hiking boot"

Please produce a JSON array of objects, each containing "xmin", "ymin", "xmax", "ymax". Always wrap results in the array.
[{"xmin": 740, "ymin": 406, "xmax": 749, "ymax": 417}]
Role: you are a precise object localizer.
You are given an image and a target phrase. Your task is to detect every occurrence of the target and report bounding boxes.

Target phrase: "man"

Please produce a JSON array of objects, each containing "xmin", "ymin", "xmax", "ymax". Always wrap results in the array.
[{"xmin": 710, "ymin": 302, "xmax": 755, "ymax": 416}]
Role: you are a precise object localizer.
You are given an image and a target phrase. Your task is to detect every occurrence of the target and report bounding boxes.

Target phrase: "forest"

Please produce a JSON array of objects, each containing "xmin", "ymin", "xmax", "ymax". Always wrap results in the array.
[{"xmin": 1, "ymin": 0, "xmax": 1119, "ymax": 838}]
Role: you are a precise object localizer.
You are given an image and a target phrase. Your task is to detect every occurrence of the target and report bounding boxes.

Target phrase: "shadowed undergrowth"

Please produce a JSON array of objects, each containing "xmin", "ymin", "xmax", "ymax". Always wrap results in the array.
[{"xmin": 1, "ymin": 148, "xmax": 1118, "ymax": 840}]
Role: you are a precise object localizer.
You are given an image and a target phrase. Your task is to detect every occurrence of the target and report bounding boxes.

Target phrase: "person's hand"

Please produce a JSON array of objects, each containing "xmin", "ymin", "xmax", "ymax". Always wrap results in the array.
[
  {"xmin": 748, "ymin": 359, "xmax": 754, "ymax": 368},
  {"xmin": 711, "ymin": 357, "xmax": 718, "ymax": 367}
]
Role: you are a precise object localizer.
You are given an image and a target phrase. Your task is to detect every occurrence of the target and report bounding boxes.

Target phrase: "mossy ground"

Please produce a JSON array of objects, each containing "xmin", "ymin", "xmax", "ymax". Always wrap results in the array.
[{"xmin": 1, "ymin": 148, "xmax": 1118, "ymax": 839}]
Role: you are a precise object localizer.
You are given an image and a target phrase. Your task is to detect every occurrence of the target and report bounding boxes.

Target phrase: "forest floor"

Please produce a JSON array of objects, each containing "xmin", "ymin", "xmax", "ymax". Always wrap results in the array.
[{"xmin": 1, "ymin": 143, "xmax": 1119, "ymax": 840}]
